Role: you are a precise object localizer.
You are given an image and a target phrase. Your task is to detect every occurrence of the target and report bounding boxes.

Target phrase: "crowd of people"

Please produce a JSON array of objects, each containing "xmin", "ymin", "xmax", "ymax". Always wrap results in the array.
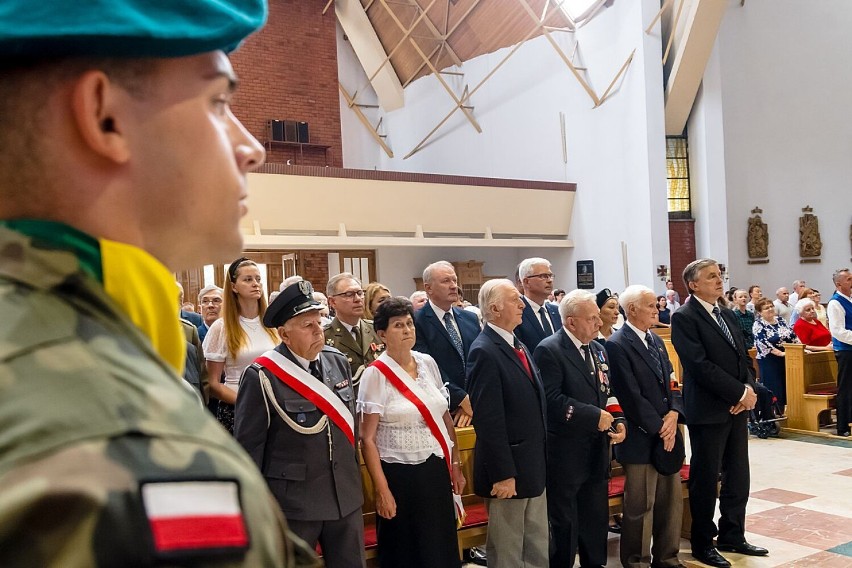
[{"xmin": 167, "ymin": 252, "xmax": 849, "ymax": 567}]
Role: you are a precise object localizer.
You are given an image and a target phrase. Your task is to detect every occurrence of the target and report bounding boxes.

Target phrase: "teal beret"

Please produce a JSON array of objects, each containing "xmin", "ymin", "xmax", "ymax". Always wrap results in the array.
[{"xmin": 0, "ymin": 0, "xmax": 267, "ymax": 57}]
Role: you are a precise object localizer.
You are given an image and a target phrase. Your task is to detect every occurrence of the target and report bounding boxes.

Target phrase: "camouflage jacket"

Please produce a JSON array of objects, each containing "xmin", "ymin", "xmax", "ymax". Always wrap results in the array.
[{"xmin": 0, "ymin": 227, "xmax": 318, "ymax": 567}]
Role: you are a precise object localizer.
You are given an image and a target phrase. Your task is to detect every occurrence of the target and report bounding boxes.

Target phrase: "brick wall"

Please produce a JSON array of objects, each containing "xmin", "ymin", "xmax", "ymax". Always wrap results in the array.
[
  {"xmin": 229, "ymin": 0, "xmax": 343, "ymax": 167},
  {"xmin": 301, "ymin": 252, "xmax": 330, "ymax": 295},
  {"xmin": 669, "ymin": 218, "xmax": 696, "ymax": 299}
]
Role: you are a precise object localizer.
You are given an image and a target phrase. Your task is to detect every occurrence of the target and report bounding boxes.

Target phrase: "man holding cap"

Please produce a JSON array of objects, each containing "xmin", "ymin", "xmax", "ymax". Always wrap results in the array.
[
  {"xmin": 235, "ymin": 282, "xmax": 365, "ymax": 568},
  {"xmin": 0, "ymin": 1, "xmax": 315, "ymax": 566}
]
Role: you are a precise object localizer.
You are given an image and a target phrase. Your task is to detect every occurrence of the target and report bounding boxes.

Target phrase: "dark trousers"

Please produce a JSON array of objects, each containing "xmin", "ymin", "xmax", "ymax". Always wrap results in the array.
[
  {"xmin": 377, "ymin": 455, "xmax": 461, "ymax": 568},
  {"xmin": 547, "ymin": 474, "xmax": 608, "ymax": 567},
  {"xmin": 836, "ymin": 350, "xmax": 852, "ymax": 435},
  {"xmin": 288, "ymin": 507, "xmax": 366, "ymax": 568},
  {"xmin": 686, "ymin": 413, "xmax": 750, "ymax": 551}
]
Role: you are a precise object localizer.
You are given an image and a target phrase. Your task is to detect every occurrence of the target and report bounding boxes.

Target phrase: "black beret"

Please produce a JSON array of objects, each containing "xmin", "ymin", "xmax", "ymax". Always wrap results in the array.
[
  {"xmin": 264, "ymin": 281, "xmax": 323, "ymax": 327},
  {"xmin": 596, "ymin": 288, "xmax": 615, "ymax": 309}
]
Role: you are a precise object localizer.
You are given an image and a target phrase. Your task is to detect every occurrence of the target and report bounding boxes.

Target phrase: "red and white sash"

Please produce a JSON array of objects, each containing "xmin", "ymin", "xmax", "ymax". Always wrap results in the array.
[
  {"xmin": 255, "ymin": 350, "xmax": 355, "ymax": 446},
  {"xmin": 370, "ymin": 355, "xmax": 465, "ymax": 522}
]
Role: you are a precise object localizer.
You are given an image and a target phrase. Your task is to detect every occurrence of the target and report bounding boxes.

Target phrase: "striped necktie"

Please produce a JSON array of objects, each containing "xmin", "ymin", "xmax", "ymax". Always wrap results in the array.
[{"xmin": 712, "ymin": 306, "xmax": 736, "ymax": 346}]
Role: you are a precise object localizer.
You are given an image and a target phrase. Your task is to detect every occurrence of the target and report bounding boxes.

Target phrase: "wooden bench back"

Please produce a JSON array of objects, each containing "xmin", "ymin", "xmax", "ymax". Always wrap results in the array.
[{"xmin": 783, "ymin": 343, "xmax": 837, "ymax": 431}]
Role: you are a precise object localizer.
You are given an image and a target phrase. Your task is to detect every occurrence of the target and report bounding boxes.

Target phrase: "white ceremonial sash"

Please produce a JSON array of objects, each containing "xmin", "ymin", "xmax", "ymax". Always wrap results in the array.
[{"xmin": 255, "ymin": 350, "xmax": 355, "ymax": 446}]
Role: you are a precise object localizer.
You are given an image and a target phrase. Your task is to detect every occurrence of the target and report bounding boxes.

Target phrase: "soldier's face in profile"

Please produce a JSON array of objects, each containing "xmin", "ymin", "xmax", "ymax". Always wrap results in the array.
[
  {"xmin": 280, "ymin": 311, "xmax": 325, "ymax": 360},
  {"xmin": 122, "ymin": 51, "xmax": 265, "ymax": 268}
]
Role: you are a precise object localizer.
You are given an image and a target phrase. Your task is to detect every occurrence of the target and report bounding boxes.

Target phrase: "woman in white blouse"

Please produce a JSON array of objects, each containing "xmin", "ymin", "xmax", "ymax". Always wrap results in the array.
[
  {"xmin": 203, "ymin": 258, "xmax": 278, "ymax": 433},
  {"xmin": 358, "ymin": 297, "xmax": 465, "ymax": 568}
]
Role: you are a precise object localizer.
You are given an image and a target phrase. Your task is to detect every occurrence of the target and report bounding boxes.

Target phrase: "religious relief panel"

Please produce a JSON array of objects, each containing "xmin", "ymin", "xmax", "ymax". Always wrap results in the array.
[
  {"xmin": 747, "ymin": 207, "xmax": 769, "ymax": 264},
  {"xmin": 799, "ymin": 205, "xmax": 822, "ymax": 263}
]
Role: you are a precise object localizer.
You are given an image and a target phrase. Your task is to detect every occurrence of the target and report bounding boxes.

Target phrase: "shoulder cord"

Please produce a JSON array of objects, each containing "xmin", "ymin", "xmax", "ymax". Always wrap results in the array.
[{"xmin": 258, "ymin": 370, "xmax": 329, "ymax": 435}]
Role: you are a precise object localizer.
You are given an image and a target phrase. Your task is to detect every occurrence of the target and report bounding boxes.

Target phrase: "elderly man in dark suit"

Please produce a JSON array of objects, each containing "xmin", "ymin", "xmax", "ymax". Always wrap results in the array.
[
  {"xmin": 414, "ymin": 260, "xmax": 481, "ymax": 427},
  {"xmin": 533, "ymin": 289, "xmax": 626, "ymax": 568},
  {"xmin": 467, "ymin": 278, "xmax": 548, "ymax": 568},
  {"xmin": 606, "ymin": 285, "xmax": 685, "ymax": 568},
  {"xmin": 671, "ymin": 259, "xmax": 767, "ymax": 568},
  {"xmin": 514, "ymin": 257, "xmax": 562, "ymax": 351},
  {"xmin": 236, "ymin": 281, "xmax": 365, "ymax": 568}
]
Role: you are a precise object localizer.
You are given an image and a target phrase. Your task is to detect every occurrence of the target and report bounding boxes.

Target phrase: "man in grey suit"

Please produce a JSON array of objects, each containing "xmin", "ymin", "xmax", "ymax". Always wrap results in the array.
[
  {"xmin": 236, "ymin": 281, "xmax": 365, "ymax": 568},
  {"xmin": 606, "ymin": 285, "xmax": 685, "ymax": 568}
]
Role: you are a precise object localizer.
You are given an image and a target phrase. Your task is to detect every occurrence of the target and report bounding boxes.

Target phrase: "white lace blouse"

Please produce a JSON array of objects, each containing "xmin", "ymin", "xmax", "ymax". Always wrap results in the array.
[
  {"xmin": 357, "ymin": 351, "xmax": 452, "ymax": 465},
  {"xmin": 202, "ymin": 316, "xmax": 278, "ymax": 392}
]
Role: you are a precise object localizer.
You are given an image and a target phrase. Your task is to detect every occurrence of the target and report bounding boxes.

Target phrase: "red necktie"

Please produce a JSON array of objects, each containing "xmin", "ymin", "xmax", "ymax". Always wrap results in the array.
[{"xmin": 514, "ymin": 345, "xmax": 532, "ymax": 379}]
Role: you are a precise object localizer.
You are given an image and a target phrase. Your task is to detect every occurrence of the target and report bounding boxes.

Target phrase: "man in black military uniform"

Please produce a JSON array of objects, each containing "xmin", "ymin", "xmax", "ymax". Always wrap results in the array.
[{"xmin": 235, "ymin": 281, "xmax": 365, "ymax": 568}]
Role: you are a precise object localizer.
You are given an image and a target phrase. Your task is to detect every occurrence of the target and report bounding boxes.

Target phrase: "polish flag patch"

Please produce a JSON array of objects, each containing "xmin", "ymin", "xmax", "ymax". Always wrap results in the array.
[{"xmin": 141, "ymin": 480, "xmax": 249, "ymax": 557}]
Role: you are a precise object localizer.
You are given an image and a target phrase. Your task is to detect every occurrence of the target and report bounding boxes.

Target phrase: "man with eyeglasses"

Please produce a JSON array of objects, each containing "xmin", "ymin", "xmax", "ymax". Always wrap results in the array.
[
  {"xmin": 198, "ymin": 284, "xmax": 224, "ymax": 342},
  {"xmin": 515, "ymin": 257, "xmax": 562, "ymax": 351},
  {"xmin": 324, "ymin": 272, "xmax": 382, "ymax": 383}
]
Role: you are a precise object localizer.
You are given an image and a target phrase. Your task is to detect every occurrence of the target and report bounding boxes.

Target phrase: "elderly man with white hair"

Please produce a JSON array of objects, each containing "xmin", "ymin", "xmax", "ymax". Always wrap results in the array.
[
  {"xmin": 533, "ymin": 289, "xmax": 625, "ymax": 568},
  {"xmin": 467, "ymin": 279, "xmax": 548, "ymax": 568},
  {"xmin": 606, "ymin": 285, "xmax": 685, "ymax": 568}
]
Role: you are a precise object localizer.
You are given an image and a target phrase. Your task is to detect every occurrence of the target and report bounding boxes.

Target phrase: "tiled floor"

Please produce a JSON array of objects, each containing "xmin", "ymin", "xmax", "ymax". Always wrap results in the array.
[{"xmin": 465, "ymin": 429, "xmax": 852, "ymax": 567}]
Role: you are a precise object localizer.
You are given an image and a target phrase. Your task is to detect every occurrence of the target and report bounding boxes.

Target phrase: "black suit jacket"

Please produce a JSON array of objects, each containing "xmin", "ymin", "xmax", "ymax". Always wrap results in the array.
[
  {"xmin": 414, "ymin": 302, "xmax": 481, "ymax": 409},
  {"xmin": 607, "ymin": 325, "xmax": 684, "ymax": 464},
  {"xmin": 234, "ymin": 344, "xmax": 362, "ymax": 521},
  {"xmin": 467, "ymin": 325, "xmax": 547, "ymax": 499},
  {"xmin": 670, "ymin": 297, "xmax": 756, "ymax": 425},
  {"xmin": 514, "ymin": 297, "xmax": 561, "ymax": 351},
  {"xmin": 533, "ymin": 329, "xmax": 618, "ymax": 483}
]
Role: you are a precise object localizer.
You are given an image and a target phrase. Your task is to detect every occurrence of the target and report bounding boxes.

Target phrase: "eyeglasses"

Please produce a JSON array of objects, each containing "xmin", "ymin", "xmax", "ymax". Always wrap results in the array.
[
  {"xmin": 527, "ymin": 273, "xmax": 554, "ymax": 280},
  {"xmin": 333, "ymin": 290, "xmax": 365, "ymax": 300},
  {"xmin": 201, "ymin": 298, "xmax": 223, "ymax": 305}
]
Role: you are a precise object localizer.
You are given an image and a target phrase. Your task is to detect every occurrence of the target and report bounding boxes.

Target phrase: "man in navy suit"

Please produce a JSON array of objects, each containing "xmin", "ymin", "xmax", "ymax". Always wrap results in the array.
[
  {"xmin": 414, "ymin": 260, "xmax": 481, "ymax": 427},
  {"xmin": 514, "ymin": 257, "xmax": 561, "ymax": 351},
  {"xmin": 671, "ymin": 259, "xmax": 766, "ymax": 568},
  {"xmin": 467, "ymin": 279, "xmax": 548, "ymax": 568},
  {"xmin": 606, "ymin": 285, "xmax": 684, "ymax": 568},
  {"xmin": 533, "ymin": 289, "xmax": 626, "ymax": 568}
]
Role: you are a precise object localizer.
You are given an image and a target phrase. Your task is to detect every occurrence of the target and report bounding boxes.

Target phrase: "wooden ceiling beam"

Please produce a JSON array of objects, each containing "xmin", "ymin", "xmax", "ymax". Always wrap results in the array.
[{"xmin": 366, "ymin": 0, "xmax": 439, "ymax": 84}]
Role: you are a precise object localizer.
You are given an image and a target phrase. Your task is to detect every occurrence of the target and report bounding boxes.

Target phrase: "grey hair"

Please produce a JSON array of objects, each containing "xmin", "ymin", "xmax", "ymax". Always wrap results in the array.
[
  {"xmin": 326, "ymin": 272, "xmax": 361, "ymax": 297},
  {"xmin": 794, "ymin": 298, "xmax": 815, "ymax": 313},
  {"xmin": 479, "ymin": 279, "xmax": 514, "ymax": 323},
  {"xmin": 313, "ymin": 291, "xmax": 328, "ymax": 306},
  {"xmin": 833, "ymin": 268, "xmax": 851, "ymax": 285},
  {"xmin": 280, "ymin": 275, "xmax": 304, "ymax": 291},
  {"xmin": 682, "ymin": 258, "xmax": 718, "ymax": 290},
  {"xmin": 197, "ymin": 284, "xmax": 223, "ymax": 302},
  {"xmin": 410, "ymin": 290, "xmax": 428, "ymax": 302},
  {"xmin": 423, "ymin": 261, "xmax": 455, "ymax": 285},
  {"xmin": 519, "ymin": 257, "xmax": 551, "ymax": 279},
  {"xmin": 792, "ymin": 279, "xmax": 804, "ymax": 288},
  {"xmin": 559, "ymin": 289, "xmax": 596, "ymax": 319},
  {"xmin": 619, "ymin": 285, "xmax": 655, "ymax": 312}
]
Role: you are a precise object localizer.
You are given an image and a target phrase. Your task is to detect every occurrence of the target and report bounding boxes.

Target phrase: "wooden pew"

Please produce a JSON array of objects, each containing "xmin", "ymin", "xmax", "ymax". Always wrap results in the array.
[{"xmin": 783, "ymin": 343, "xmax": 838, "ymax": 432}]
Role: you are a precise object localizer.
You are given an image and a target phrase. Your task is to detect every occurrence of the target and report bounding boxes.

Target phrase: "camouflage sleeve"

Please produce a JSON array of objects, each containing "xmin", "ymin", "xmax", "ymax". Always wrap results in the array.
[{"xmin": 0, "ymin": 436, "xmax": 319, "ymax": 568}]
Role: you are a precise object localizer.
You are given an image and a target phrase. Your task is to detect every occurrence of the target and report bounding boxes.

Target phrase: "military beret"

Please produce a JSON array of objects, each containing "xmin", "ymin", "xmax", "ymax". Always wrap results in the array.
[
  {"xmin": 596, "ymin": 288, "xmax": 615, "ymax": 309},
  {"xmin": 264, "ymin": 281, "xmax": 324, "ymax": 328},
  {"xmin": 0, "ymin": 0, "xmax": 267, "ymax": 58}
]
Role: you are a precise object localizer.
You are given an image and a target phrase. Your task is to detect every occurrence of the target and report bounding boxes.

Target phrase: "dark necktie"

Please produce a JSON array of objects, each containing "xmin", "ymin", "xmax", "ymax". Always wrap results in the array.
[
  {"xmin": 352, "ymin": 325, "xmax": 361, "ymax": 349},
  {"xmin": 712, "ymin": 306, "xmax": 736, "ymax": 346},
  {"xmin": 581, "ymin": 344, "xmax": 595, "ymax": 375},
  {"xmin": 308, "ymin": 360, "xmax": 322, "ymax": 381},
  {"xmin": 645, "ymin": 331, "xmax": 664, "ymax": 379},
  {"xmin": 443, "ymin": 311, "xmax": 464, "ymax": 358},
  {"xmin": 514, "ymin": 342, "xmax": 532, "ymax": 379},
  {"xmin": 538, "ymin": 306, "xmax": 553, "ymax": 334}
]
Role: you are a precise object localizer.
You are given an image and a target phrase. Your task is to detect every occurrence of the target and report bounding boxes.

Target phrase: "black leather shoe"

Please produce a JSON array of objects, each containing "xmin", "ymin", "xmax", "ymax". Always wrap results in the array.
[
  {"xmin": 692, "ymin": 547, "xmax": 731, "ymax": 567},
  {"xmin": 466, "ymin": 546, "xmax": 487, "ymax": 566},
  {"xmin": 717, "ymin": 541, "xmax": 769, "ymax": 556},
  {"xmin": 838, "ymin": 431, "xmax": 851, "ymax": 437}
]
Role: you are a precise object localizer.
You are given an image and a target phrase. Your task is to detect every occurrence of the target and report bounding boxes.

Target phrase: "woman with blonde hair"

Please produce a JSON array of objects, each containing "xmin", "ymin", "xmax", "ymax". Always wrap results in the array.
[
  {"xmin": 203, "ymin": 257, "xmax": 279, "ymax": 432},
  {"xmin": 364, "ymin": 282, "xmax": 392, "ymax": 320}
]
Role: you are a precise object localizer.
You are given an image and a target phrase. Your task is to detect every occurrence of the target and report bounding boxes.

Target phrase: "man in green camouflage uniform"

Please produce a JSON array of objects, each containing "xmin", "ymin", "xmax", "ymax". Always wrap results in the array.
[{"xmin": 0, "ymin": 2, "xmax": 317, "ymax": 566}]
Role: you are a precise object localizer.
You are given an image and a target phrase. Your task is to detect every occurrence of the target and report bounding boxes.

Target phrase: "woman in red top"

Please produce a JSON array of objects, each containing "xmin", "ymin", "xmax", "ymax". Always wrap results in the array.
[{"xmin": 792, "ymin": 298, "xmax": 833, "ymax": 350}]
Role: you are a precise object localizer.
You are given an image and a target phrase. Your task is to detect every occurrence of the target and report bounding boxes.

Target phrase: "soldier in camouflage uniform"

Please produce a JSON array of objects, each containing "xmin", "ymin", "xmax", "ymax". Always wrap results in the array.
[{"xmin": 0, "ymin": 1, "xmax": 317, "ymax": 566}]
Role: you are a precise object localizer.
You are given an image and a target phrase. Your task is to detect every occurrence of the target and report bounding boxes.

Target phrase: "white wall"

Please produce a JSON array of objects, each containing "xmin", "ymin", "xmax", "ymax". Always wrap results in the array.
[
  {"xmin": 338, "ymin": 0, "xmax": 671, "ymax": 295},
  {"xmin": 693, "ymin": 0, "xmax": 852, "ymax": 293}
]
